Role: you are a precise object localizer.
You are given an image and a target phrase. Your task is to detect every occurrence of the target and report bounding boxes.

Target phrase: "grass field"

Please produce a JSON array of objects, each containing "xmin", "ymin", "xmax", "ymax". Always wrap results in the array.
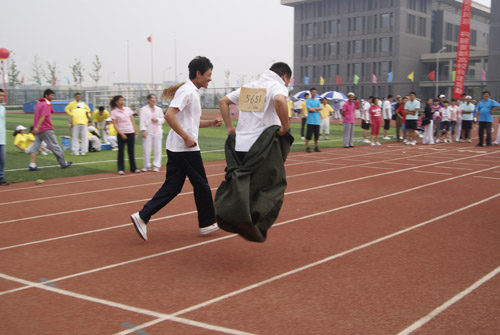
[{"xmin": 4, "ymin": 111, "xmax": 374, "ymax": 184}]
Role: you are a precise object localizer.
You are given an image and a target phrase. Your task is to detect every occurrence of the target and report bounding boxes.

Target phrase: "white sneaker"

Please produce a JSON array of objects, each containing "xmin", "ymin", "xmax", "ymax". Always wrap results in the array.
[
  {"xmin": 153, "ymin": 167, "xmax": 159, "ymax": 172},
  {"xmin": 363, "ymin": 139, "xmax": 371, "ymax": 143},
  {"xmin": 436, "ymin": 139, "xmax": 440, "ymax": 143},
  {"xmin": 131, "ymin": 212, "xmax": 147, "ymax": 241},
  {"xmin": 370, "ymin": 142, "xmax": 376, "ymax": 146},
  {"xmin": 118, "ymin": 170, "xmax": 125, "ymax": 175},
  {"xmin": 383, "ymin": 136, "xmax": 391, "ymax": 140},
  {"xmin": 410, "ymin": 141, "xmax": 416, "ymax": 146},
  {"xmin": 468, "ymin": 139, "xmax": 471, "ymax": 143},
  {"xmin": 376, "ymin": 142, "xmax": 381, "ymax": 146},
  {"xmin": 142, "ymin": 167, "xmax": 150, "ymax": 172},
  {"xmin": 403, "ymin": 139, "xmax": 408, "ymax": 144},
  {"xmin": 200, "ymin": 223, "xmax": 219, "ymax": 235}
]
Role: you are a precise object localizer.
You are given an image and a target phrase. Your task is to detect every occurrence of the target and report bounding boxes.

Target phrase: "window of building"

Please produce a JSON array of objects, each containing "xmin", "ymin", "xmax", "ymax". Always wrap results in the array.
[
  {"xmin": 305, "ymin": 66, "xmax": 314, "ymax": 77},
  {"xmin": 418, "ymin": 17, "xmax": 426, "ymax": 36},
  {"xmin": 379, "ymin": 61, "xmax": 392, "ymax": 76},
  {"xmin": 471, "ymin": 29, "xmax": 477, "ymax": 46},
  {"xmin": 353, "ymin": 16, "xmax": 362, "ymax": 31},
  {"xmin": 306, "ymin": 44, "xmax": 314, "ymax": 57},
  {"xmin": 445, "ymin": 23, "xmax": 453, "ymax": 41},
  {"xmin": 328, "ymin": 64, "xmax": 338, "ymax": 77},
  {"xmin": 380, "ymin": 13, "xmax": 390, "ymax": 28},
  {"xmin": 379, "ymin": 37, "xmax": 392, "ymax": 51},
  {"xmin": 408, "ymin": 0, "xmax": 417, "ymax": 10},
  {"xmin": 407, "ymin": 14, "xmax": 416, "ymax": 34},
  {"xmin": 418, "ymin": 0, "xmax": 426, "ymax": 13},
  {"xmin": 305, "ymin": 23, "xmax": 314, "ymax": 37},
  {"xmin": 453, "ymin": 25, "xmax": 459, "ymax": 42},
  {"xmin": 353, "ymin": 40, "xmax": 363, "ymax": 53},
  {"xmin": 328, "ymin": 19, "xmax": 338, "ymax": 34},
  {"xmin": 329, "ymin": 42, "xmax": 338, "ymax": 56}
]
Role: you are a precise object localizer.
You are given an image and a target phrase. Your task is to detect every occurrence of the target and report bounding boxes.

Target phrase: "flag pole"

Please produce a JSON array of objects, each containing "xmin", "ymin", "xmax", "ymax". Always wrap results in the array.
[
  {"xmin": 150, "ymin": 34, "xmax": 154, "ymax": 89},
  {"xmin": 127, "ymin": 40, "xmax": 130, "ymax": 103},
  {"xmin": 174, "ymin": 39, "xmax": 178, "ymax": 83}
]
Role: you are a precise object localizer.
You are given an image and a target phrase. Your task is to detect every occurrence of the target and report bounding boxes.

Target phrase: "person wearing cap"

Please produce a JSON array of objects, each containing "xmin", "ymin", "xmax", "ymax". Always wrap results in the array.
[
  {"xmin": 438, "ymin": 94, "xmax": 446, "ymax": 107},
  {"xmin": 319, "ymin": 97, "xmax": 333, "ymax": 140},
  {"xmin": 476, "ymin": 90, "xmax": 500, "ymax": 147},
  {"xmin": 13, "ymin": 125, "xmax": 29, "ymax": 152},
  {"xmin": 341, "ymin": 92, "xmax": 356, "ymax": 148},
  {"xmin": 28, "ymin": 89, "xmax": 72, "ymax": 171},
  {"xmin": 140, "ymin": 94, "xmax": 164, "ymax": 172},
  {"xmin": 93, "ymin": 106, "xmax": 110, "ymax": 144},
  {"xmin": 105, "ymin": 117, "xmax": 118, "ymax": 150},
  {"xmin": 0, "ymin": 89, "xmax": 8, "ymax": 185},
  {"xmin": 461, "ymin": 95, "xmax": 474, "ymax": 143},
  {"xmin": 69, "ymin": 102, "xmax": 91, "ymax": 155},
  {"xmin": 65, "ymin": 93, "xmax": 90, "ymax": 115},
  {"xmin": 87, "ymin": 126, "xmax": 101, "ymax": 152}
]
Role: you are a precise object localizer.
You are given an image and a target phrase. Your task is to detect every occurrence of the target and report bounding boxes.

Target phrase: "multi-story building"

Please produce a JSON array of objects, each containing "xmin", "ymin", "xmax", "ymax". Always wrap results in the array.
[{"xmin": 282, "ymin": 0, "xmax": 496, "ymax": 99}]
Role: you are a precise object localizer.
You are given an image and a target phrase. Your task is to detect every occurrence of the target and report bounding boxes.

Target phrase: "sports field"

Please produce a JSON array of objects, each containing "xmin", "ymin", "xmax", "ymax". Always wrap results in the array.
[{"xmin": 1, "ymin": 128, "xmax": 499, "ymax": 334}]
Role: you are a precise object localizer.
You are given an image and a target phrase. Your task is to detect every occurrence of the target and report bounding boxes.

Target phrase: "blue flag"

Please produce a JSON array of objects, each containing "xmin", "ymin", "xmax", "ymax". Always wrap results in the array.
[
  {"xmin": 304, "ymin": 76, "xmax": 310, "ymax": 85},
  {"xmin": 66, "ymin": 76, "xmax": 70, "ymax": 84},
  {"xmin": 387, "ymin": 72, "xmax": 393, "ymax": 83}
]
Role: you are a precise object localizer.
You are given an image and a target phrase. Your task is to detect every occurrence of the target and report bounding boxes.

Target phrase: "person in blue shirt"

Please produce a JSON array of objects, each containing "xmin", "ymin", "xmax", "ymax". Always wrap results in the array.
[
  {"xmin": 476, "ymin": 91, "xmax": 500, "ymax": 147},
  {"xmin": 305, "ymin": 88, "xmax": 322, "ymax": 152}
]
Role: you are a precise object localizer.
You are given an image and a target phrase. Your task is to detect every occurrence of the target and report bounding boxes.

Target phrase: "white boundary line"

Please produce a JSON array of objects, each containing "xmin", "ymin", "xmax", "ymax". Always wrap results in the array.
[
  {"xmin": 435, "ymin": 166, "xmax": 473, "ymax": 171},
  {"xmin": 414, "ymin": 171, "xmax": 453, "ymax": 176},
  {"xmin": 0, "ymin": 272, "xmax": 254, "ymax": 335},
  {"xmin": 396, "ymin": 265, "xmax": 500, "ymax": 335},
  {"xmin": 1, "ymin": 164, "xmax": 498, "ymax": 296},
  {"xmin": 473, "ymin": 176, "xmax": 500, "ymax": 181}
]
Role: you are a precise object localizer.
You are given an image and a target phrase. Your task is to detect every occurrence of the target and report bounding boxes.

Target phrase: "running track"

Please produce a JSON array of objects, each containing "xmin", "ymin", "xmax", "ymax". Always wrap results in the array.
[{"xmin": 1, "ymin": 141, "xmax": 499, "ymax": 334}]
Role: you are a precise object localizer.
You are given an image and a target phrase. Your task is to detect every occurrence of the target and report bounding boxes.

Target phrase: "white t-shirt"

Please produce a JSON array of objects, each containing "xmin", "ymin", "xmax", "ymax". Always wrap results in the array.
[
  {"xmin": 441, "ymin": 107, "xmax": 451, "ymax": 122},
  {"xmin": 293, "ymin": 100, "xmax": 302, "ymax": 110},
  {"xmin": 227, "ymin": 70, "xmax": 288, "ymax": 152},
  {"xmin": 361, "ymin": 101, "xmax": 371, "ymax": 121},
  {"xmin": 382, "ymin": 100, "xmax": 392, "ymax": 119},
  {"xmin": 166, "ymin": 80, "xmax": 202, "ymax": 152}
]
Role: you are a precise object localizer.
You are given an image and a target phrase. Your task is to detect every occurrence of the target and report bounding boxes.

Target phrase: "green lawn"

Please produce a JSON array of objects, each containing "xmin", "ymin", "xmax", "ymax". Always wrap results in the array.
[{"xmin": 4, "ymin": 112, "xmax": 372, "ymax": 183}]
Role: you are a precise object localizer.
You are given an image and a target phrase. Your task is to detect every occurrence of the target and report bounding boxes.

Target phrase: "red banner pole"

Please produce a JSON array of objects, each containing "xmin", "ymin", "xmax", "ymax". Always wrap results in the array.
[{"xmin": 452, "ymin": 0, "xmax": 471, "ymax": 99}]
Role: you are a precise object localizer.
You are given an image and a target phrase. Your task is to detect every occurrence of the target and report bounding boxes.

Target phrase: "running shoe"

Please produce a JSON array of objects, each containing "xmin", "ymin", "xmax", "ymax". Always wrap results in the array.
[
  {"xmin": 131, "ymin": 212, "xmax": 147, "ymax": 241},
  {"xmin": 200, "ymin": 223, "xmax": 219, "ymax": 235}
]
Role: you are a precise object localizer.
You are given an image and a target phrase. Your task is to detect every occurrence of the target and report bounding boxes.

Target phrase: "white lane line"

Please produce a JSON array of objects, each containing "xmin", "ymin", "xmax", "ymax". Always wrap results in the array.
[
  {"xmin": 453, "ymin": 162, "xmax": 491, "ymax": 167},
  {"xmin": 170, "ymin": 193, "xmax": 500, "ymax": 317},
  {"xmin": 380, "ymin": 162, "xmax": 416, "ymax": 166},
  {"xmin": 0, "ymin": 273, "xmax": 254, "ymax": 335},
  {"xmin": 397, "ymin": 265, "xmax": 500, "ymax": 335},
  {"xmin": 473, "ymin": 176, "xmax": 500, "ymax": 181},
  {"xmin": 435, "ymin": 166, "xmax": 473, "ymax": 171},
  {"xmin": 2, "ymin": 164, "xmax": 497, "ymax": 296},
  {"xmin": 414, "ymin": 171, "xmax": 453, "ymax": 176},
  {"xmin": 362, "ymin": 166, "xmax": 394, "ymax": 170}
]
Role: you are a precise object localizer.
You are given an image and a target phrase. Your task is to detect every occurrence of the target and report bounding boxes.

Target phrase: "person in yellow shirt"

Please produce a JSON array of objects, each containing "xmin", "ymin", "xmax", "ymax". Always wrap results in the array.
[
  {"xmin": 300, "ymin": 93, "xmax": 309, "ymax": 139},
  {"xmin": 64, "ymin": 93, "xmax": 90, "ymax": 115},
  {"xmin": 105, "ymin": 118, "xmax": 118, "ymax": 150},
  {"xmin": 87, "ymin": 126, "xmax": 101, "ymax": 152},
  {"xmin": 70, "ymin": 103, "xmax": 91, "ymax": 155},
  {"xmin": 93, "ymin": 106, "xmax": 110, "ymax": 144},
  {"xmin": 320, "ymin": 98, "xmax": 334, "ymax": 140},
  {"xmin": 287, "ymin": 96, "xmax": 294, "ymax": 134},
  {"xmin": 13, "ymin": 125, "xmax": 29, "ymax": 152}
]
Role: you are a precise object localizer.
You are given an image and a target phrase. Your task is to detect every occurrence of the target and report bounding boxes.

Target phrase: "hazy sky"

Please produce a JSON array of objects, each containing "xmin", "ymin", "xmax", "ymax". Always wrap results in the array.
[{"xmin": 0, "ymin": 0, "xmax": 491, "ymax": 87}]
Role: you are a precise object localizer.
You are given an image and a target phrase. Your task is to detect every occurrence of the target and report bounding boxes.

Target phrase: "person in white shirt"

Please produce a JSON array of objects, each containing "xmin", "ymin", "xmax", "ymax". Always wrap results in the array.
[
  {"xmin": 219, "ymin": 62, "xmax": 291, "ymax": 158},
  {"xmin": 449, "ymin": 99, "xmax": 458, "ymax": 143},
  {"xmin": 360, "ymin": 97, "xmax": 372, "ymax": 143},
  {"xmin": 130, "ymin": 56, "xmax": 223, "ymax": 241},
  {"xmin": 382, "ymin": 95, "xmax": 393, "ymax": 140},
  {"xmin": 293, "ymin": 98, "xmax": 302, "ymax": 119},
  {"xmin": 440, "ymin": 100, "xmax": 452, "ymax": 143},
  {"xmin": 140, "ymin": 94, "xmax": 164, "ymax": 172}
]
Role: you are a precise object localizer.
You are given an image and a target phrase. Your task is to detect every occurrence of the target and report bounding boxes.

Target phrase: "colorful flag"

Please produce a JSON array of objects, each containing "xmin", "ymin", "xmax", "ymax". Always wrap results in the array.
[
  {"xmin": 66, "ymin": 76, "xmax": 70, "ymax": 85},
  {"xmin": 387, "ymin": 72, "xmax": 393, "ymax": 83},
  {"xmin": 21, "ymin": 75, "xmax": 24, "ymax": 84},
  {"xmin": 452, "ymin": 0, "xmax": 471, "ymax": 99},
  {"xmin": 146, "ymin": 83, "xmax": 150, "ymax": 90},
  {"xmin": 353, "ymin": 74, "xmax": 359, "ymax": 85},
  {"xmin": 162, "ymin": 82, "xmax": 166, "ymax": 89},
  {"xmin": 408, "ymin": 72, "xmax": 414, "ymax": 82},
  {"xmin": 372, "ymin": 74, "xmax": 377, "ymax": 84},
  {"xmin": 320, "ymin": 76, "xmax": 325, "ymax": 85},
  {"xmin": 36, "ymin": 77, "xmax": 41, "ymax": 85},
  {"xmin": 482, "ymin": 69, "xmax": 486, "ymax": 81},
  {"xmin": 304, "ymin": 76, "xmax": 310, "ymax": 85},
  {"xmin": 154, "ymin": 84, "xmax": 158, "ymax": 90},
  {"xmin": 336, "ymin": 75, "xmax": 342, "ymax": 85},
  {"xmin": 428, "ymin": 71, "xmax": 435, "ymax": 81},
  {"xmin": 52, "ymin": 75, "xmax": 56, "ymax": 86},
  {"xmin": 147, "ymin": 35, "xmax": 152, "ymax": 43},
  {"xmin": 452, "ymin": 70, "xmax": 456, "ymax": 81}
]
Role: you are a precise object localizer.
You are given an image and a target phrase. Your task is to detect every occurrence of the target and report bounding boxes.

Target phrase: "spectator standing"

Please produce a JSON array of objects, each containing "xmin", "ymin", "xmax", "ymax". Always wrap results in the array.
[
  {"xmin": 341, "ymin": 92, "xmax": 356, "ymax": 148},
  {"xmin": 460, "ymin": 96, "xmax": 474, "ymax": 143},
  {"xmin": 393, "ymin": 95, "xmax": 403, "ymax": 141},
  {"xmin": 440, "ymin": 101, "xmax": 451, "ymax": 143},
  {"xmin": 382, "ymin": 95, "xmax": 393, "ymax": 140},
  {"xmin": 93, "ymin": 106, "xmax": 110, "ymax": 144},
  {"xmin": 110, "ymin": 95, "xmax": 140, "ymax": 175},
  {"xmin": 369, "ymin": 97, "xmax": 382, "ymax": 146},
  {"xmin": 431, "ymin": 99, "xmax": 443, "ymax": 141},
  {"xmin": 140, "ymin": 94, "xmax": 164, "ymax": 172},
  {"xmin": 476, "ymin": 91, "xmax": 500, "ymax": 147},
  {"xmin": 0, "ymin": 89, "xmax": 8, "ymax": 185},
  {"xmin": 396, "ymin": 96, "xmax": 408, "ymax": 143},
  {"xmin": 69, "ymin": 102, "xmax": 90, "ymax": 156},
  {"xmin": 404, "ymin": 92, "xmax": 420, "ymax": 146},
  {"xmin": 422, "ymin": 98, "xmax": 435, "ymax": 145},
  {"xmin": 65, "ymin": 93, "xmax": 90, "ymax": 115},
  {"xmin": 360, "ymin": 97, "xmax": 372, "ymax": 143},
  {"xmin": 319, "ymin": 97, "xmax": 333, "ymax": 140},
  {"xmin": 305, "ymin": 88, "xmax": 322, "ymax": 152},
  {"xmin": 28, "ymin": 89, "xmax": 72, "ymax": 171},
  {"xmin": 300, "ymin": 93, "xmax": 309, "ymax": 140},
  {"xmin": 293, "ymin": 98, "xmax": 302, "ymax": 119},
  {"xmin": 333, "ymin": 100, "xmax": 342, "ymax": 123},
  {"xmin": 449, "ymin": 99, "xmax": 458, "ymax": 143}
]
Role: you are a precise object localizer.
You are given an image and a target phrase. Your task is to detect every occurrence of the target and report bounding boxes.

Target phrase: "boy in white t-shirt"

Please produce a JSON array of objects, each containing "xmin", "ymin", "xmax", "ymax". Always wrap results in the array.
[
  {"xmin": 130, "ymin": 57, "xmax": 223, "ymax": 241},
  {"xmin": 440, "ymin": 101, "xmax": 452, "ymax": 143}
]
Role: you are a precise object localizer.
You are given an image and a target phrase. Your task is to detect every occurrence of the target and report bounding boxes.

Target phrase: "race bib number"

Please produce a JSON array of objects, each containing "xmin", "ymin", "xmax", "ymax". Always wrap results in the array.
[{"xmin": 238, "ymin": 87, "xmax": 266, "ymax": 112}]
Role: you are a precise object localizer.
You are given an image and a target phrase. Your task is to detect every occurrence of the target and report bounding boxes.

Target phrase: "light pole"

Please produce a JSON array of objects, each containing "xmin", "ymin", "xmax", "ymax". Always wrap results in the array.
[
  {"xmin": 435, "ymin": 46, "xmax": 447, "ymax": 98},
  {"xmin": 163, "ymin": 67, "xmax": 172, "ymax": 82}
]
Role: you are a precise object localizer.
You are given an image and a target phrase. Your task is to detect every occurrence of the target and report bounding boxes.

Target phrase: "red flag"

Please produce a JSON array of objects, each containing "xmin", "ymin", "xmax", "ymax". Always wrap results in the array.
[
  {"xmin": 21, "ymin": 75, "xmax": 24, "ymax": 84},
  {"xmin": 452, "ymin": 0, "xmax": 471, "ymax": 99},
  {"xmin": 428, "ymin": 71, "xmax": 435, "ymax": 81},
  {"xmin": 52, "ymin": 75, "xmax": 56, "ymax": 86},
  {"xmin": 147, "ymin": 35, "xmax": 152, "ymax": 43},
  {"xmin": 336, "ymin": 75, "xmax": 342, "ymax": 85}
]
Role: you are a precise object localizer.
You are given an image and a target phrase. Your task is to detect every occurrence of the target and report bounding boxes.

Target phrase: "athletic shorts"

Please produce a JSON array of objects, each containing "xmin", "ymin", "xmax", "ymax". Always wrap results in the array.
[
  {"xmin": 383, "ymin": 119, "xmax": 391, "ymax": 130},
  {"xmin": 406, "ymin": 120, "xmax": 417, "ymax": 130},
  {"xmin": 306, "ymin": 124, "xmax": 320, "ymax": 141},
  {"xmin": 441, "ymin": 121, "xmax": 450, "ymax": 131},
  {"xmin": 361, "ymin": 119, "xmax": 370, "ymax": 130},
  {"xmin": 462, "ymin": 120, "xmax": 472, "ymax": 130}
]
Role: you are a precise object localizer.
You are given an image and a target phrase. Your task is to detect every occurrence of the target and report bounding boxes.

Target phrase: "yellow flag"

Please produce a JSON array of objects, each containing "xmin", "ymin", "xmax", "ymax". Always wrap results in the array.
[
  {"xmin": 407, "ymin": 72, "xmax": 414, "ymax": 82},
  {"xmin": 146, "ymin": 83, "xmax": 150, "ymax": 90},
  {"xmin": 320, "ymin": 76, "xmax": 325, "ymax": 85},
  {"xmin": 452, "ymin": 70, "xmax": 456, "ymax": 81}
]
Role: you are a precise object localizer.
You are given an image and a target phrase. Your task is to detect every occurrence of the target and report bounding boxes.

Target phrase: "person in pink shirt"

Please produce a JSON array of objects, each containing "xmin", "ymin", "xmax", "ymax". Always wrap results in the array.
[
  {"xmin": 110, "ymin": 95, "xmax": 140, "ymax": 175},
  {"xmin": 369, "ymin": 97, "xmax": 383, "ymax": 146},
  {"xmin": 28, "ymin": 89, "xmax": 72, "ymax": 171},
  {"xmin": 341, "ymin": 92, "xmax": 356, "ymax": 148}
]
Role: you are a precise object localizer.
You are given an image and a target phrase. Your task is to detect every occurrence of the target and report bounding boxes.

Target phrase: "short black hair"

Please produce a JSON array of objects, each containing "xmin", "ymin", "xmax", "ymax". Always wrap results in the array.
[
  {"xmin": 188, "ymin": 56, "xmax": 213, "ymax": 80},
  {"xmin": 43, "ymin": 89, "xmax": 55, "ymax": 97},
  {"xmin": 443, "ymin": 100, "xmax": 449, "ymax": 104},
  {"xmin": 304, "ymin": 93, "xmax": 310, "ymax": 97},
  {"xmin": 98, "ymin": 106, "xmax": 104, "ymax": 112},
  {"xmin": 310, "ymin": 87, "xmax": 317, "ymax": 92},
  {"xmin": 409, "ymin": 92, "xmax": 416, "ymax": 95},
  {"xmin": 482, "ymin": 90, "xmax": 490, "ymax": 95},
  {"xmin": 147, "ymin": 94, "xmax": 156, "ymax": 100},
  {"xmin": 387, "ymin": 95, "xmax": 393, "ymax": 99},
  {"xmin": 433, "ymin": 99, "xmax": 439, "ymax": 102},
  {"xmin": 0, "ymin": 88, "xmax": 4, "ymax": 93},
  {"xmin": 74, "ymin": 93, "xmax": 81, "ymax": 97},
  {"xmin": 269, "ymin": 62, "xmax": 292, "ymax": 78}
]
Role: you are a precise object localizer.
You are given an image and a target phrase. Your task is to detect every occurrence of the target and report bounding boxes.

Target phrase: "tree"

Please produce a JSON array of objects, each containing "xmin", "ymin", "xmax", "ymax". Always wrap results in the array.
[
  {"xmin": 7, "ymin": 57, "xmax": 21, "ymax": 87},
  {"xmin": 44, "ymin": 61, "xmax": 57, "ymax": 86},
  {"xmin": 69, "ymin": 59, "xmax": 84, "ymax": 87},
  {"xmin": 224, "ymin": 69, "xmax": 231, "ymax": 87},
  {"xmin": 88, "ymin": 55, "xmax": 102, "ymax": 87},
  {"xmin": 31, "ymin": 55, "xmax": 45, "ymax": 85}
]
